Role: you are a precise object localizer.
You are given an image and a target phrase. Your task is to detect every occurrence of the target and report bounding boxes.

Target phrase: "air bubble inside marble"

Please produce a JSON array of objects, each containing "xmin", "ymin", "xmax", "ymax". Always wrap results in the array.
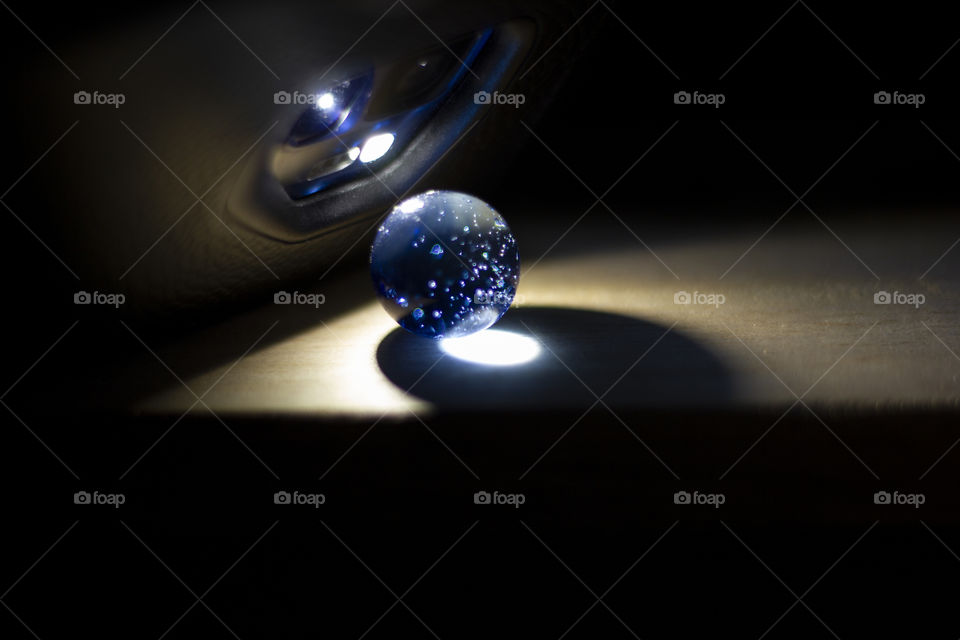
[{"xmin": 370, "ymin": 190, "xmax": 520, "ymax": 339}]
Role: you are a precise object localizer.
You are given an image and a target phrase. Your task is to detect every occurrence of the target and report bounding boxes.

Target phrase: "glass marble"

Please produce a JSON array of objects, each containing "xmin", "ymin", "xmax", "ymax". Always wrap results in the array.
[{"xmin": 370, "ymin": 190, "xmax": 520, "ymax": 339}]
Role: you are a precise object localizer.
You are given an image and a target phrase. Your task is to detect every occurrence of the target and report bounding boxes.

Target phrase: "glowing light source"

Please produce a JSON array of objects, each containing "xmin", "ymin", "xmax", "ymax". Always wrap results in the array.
[
  {"xmin": 317, "ymin": 92, "xmax": 335, "ymax": 110},
  {"xmin": 347, "ymin": 146, "xmax": 360, "ymax": 161},
  {"xmin": 398, "ymin": 197, "xmax": 424, "ymax": 214},
  {"xmin": 440, "ymin": 330, "xmax": 540, "ymax": 366},
  {"xmin": 359, "ymin": 133, "xmax": 396, "ymax": 163}
]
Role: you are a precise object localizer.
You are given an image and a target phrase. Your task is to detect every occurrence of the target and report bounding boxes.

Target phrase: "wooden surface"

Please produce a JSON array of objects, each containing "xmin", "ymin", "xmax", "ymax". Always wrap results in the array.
[{"xmin": 131, "ymin": 210, "xmax": 960, "ymax": 417}]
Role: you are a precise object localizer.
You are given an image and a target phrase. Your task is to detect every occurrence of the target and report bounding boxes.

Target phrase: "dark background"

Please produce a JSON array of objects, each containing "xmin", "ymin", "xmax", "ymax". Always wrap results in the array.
[{"xmin": 2, "ymin": 1, "xmax": 960, "ymax": 637}]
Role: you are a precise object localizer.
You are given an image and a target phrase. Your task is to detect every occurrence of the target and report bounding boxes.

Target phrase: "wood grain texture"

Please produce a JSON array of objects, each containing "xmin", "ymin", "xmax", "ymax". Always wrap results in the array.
[{"xmin": 137, "ymin": 212, "xmax": 960, "ymax": 417}]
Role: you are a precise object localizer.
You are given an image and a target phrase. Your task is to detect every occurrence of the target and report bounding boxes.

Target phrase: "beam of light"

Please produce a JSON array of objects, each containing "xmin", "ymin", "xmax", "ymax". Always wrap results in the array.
[
  {"xmin": 359, "ymin": 133, "xmax": 395, "ymax": 163},
  {"xmin": 440, "ymin": 330, "xmax": 540, "ymax": 366}
]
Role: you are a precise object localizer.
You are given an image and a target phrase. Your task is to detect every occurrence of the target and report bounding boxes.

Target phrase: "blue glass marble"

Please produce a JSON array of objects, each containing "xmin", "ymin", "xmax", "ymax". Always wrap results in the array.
[{"xmin": 371, "ymin": 190, "xmax": 520, "ymax": 339}]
